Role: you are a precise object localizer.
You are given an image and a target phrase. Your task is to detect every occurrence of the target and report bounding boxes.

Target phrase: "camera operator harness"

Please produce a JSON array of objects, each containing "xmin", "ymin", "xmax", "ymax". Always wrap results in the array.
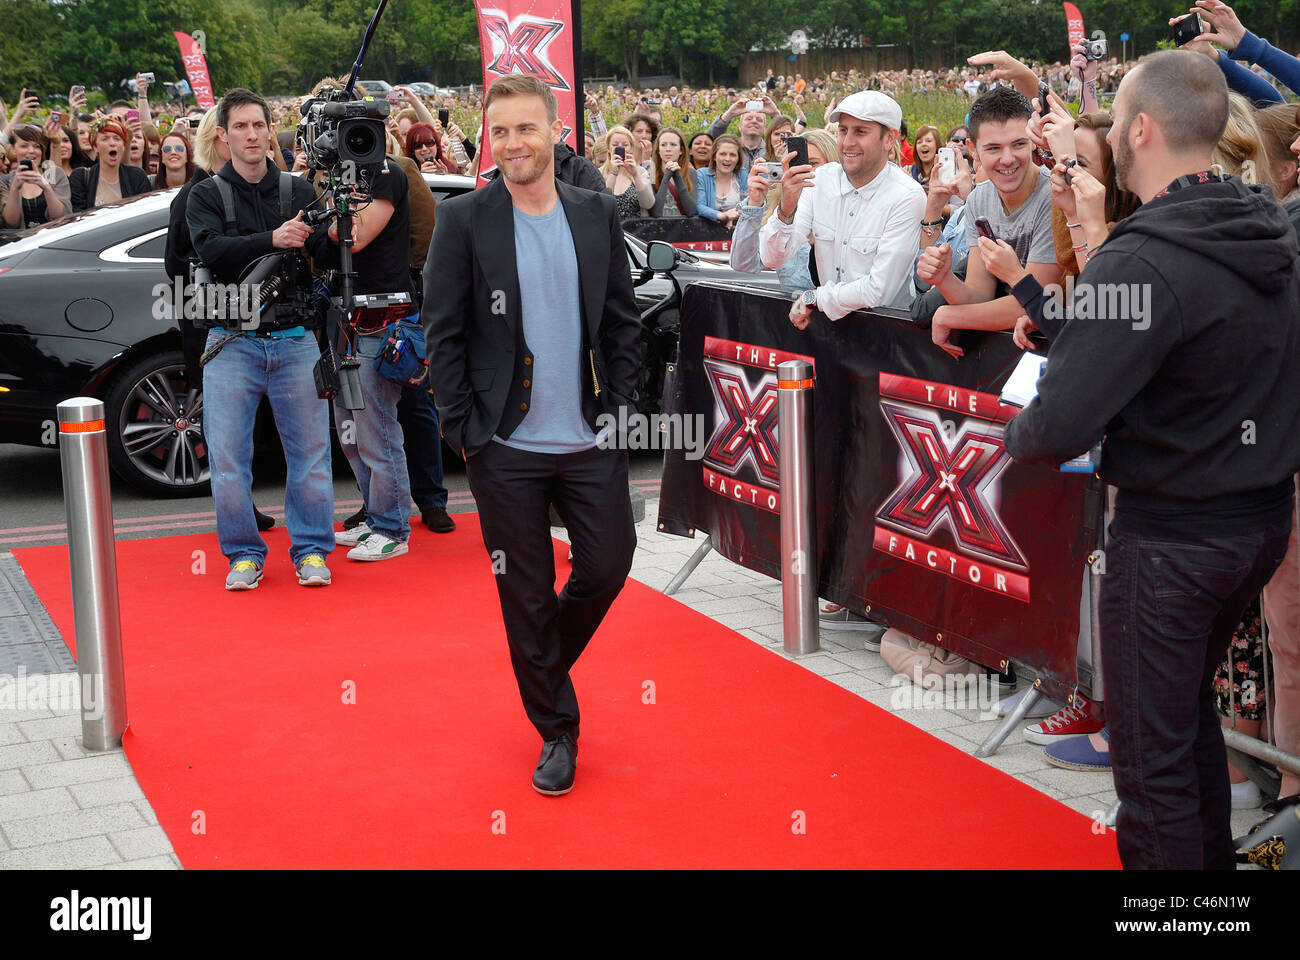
[{"xmin": 196, "ymin": 171, "xmax": 318, "ymax": 368}]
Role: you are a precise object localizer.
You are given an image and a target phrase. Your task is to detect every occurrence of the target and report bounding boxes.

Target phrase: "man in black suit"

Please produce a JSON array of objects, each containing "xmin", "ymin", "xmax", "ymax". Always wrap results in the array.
[{"xmin": 424, "ymin": 75, "xmax": 641, "ymax": 796}]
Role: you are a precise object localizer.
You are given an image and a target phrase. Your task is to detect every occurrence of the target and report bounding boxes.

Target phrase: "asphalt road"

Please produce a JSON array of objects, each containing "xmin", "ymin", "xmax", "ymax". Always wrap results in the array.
[{"xmin": 0, "ymin": 443, "xmax": 665, "ymax": 552}]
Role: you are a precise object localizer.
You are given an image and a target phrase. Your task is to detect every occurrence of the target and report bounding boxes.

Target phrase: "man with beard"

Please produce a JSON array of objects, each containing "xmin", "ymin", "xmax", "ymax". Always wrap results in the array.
[
  {"xmin": 916, "ymin": 86, "xmax": 1063, "ymax": 358},
  {"xmin": 759, "ymin": 90, "xmax": 927, "ymax": 322},
  {"xmin": 1005, "ymin": 50, "xmax": 1300, "ymax": 869},
  {"xmin": 68, "ymin": 118, "xmax": 152, "ymax": 210},
  {"xmin": 424, "ymin": 75, "xmax": 641, "ymax": 796}
]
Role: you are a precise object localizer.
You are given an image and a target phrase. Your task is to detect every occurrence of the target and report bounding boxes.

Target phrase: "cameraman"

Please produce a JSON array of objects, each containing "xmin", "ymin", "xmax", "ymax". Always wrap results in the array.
[
  {"xmin": 323, "ymin": 146, "xmax": 418, "ymax": 562},
  {"xmin": 187, "ymin": 88, "xmax": 336, "ymax": 591},
  {"xmin": 307, "ymin": 79, "xmax": 423, "ymax": 555}
]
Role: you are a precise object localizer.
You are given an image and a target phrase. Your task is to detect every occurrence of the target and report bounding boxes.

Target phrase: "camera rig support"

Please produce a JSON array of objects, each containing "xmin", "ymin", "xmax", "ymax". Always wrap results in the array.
[{"xmin": 297, "ymin": 0, "xmax": 398, "ymax": 411}]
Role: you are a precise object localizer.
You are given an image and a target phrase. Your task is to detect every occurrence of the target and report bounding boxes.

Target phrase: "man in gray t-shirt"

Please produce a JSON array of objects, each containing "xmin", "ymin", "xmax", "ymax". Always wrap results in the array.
[{"xmin": 915, "ymin": 87, "xmax": 1064, "ymax": 358}]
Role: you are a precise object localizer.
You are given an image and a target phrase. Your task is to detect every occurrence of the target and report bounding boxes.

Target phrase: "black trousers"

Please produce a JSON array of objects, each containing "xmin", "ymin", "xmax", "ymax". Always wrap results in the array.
[
  {"xmin": 1100, "ymin": 514, "xmax": 1292, "ymax": 869},
  {"xmin": 395, "ymin": 385, "xmax": 448, "ymax": 511},
  {"xmin": 465, "ymin": 440, "xmax": 636, "ymax": 741}
]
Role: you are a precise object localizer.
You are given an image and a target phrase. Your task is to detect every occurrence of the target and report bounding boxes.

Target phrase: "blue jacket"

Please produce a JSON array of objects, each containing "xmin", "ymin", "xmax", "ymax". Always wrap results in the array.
[
  {"xmin": 695, "ymin": 167, "xmax": 749, "ymax": 222},
  {"xmin": 1215, "ymin": 29, "xmax": 1300, "ymax": 105}
]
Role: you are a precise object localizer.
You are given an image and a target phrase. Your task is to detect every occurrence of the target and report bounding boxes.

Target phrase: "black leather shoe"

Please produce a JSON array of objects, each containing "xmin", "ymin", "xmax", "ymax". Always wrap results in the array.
[
  {"xmin": 532, "ymin": 734, "xmax": 577, "ymax": 796},
  {"xmin": 342, "ymin": 506, "xmax": 367, "ymax": 530},
  {"xmin": 254, "ymin": 508, "xmax": 275, "ymax": 532},
  {"xmin": 422, "ymin": 507, "xmax": 456, "ymax": 533}
]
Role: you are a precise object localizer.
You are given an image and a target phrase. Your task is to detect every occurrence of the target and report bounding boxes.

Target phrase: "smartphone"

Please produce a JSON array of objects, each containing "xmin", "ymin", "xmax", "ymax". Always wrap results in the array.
[
  {"xmin": 785, "ymin": 135, "xmax": 809, "ymax": 168},
  {"xmin": 1169, "ymin": 12, "xmax": 1202, "ymax": 46},
  {"xmin": 975, "ymin": 217, "xmax": 996, "ymax": 241},
  {"xmin": 126, "ymin": 108, "xmax": 140, "ymax": 123},
  {"xmin": 647, "ymin": 97, "xmax": 661, "ymax": 105},
  {"xmin": 614, "ymin": 144, "xmax": 627, "ymax": 160},
  {"xmin": 18, "ymin": 158, "xmax": 33, "ymax": 171},
  {"xmin": 934, "ymin": 147, "xmax": 957, "ymax": 185},
  {"xmin": 745, "ymin": 99, "xmax": 764, "ymax": 111},
  {"xmin": 1037, "ymin": 80, "xmax": 1051, "ymax": 117}
]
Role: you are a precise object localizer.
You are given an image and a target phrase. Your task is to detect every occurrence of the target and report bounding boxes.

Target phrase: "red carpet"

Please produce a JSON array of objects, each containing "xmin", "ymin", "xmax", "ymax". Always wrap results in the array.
[{"xmin": 14, "ymin": 519, "xmax": 1118, "ymax": 868}]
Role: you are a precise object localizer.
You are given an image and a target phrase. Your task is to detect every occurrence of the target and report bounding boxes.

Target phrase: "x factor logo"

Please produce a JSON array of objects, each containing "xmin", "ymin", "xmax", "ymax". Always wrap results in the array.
[
  {"xmin": 875, "ymin": 373, "xmax": 1030, "ymax": 602},
  {"xmin": 878, "ymin": 401, "xmax": 1025, "ymax": 568},
  {"xmin": 705, "ymin": 366, "xmax": 779, "ymax": 485},
  {"xmin": 480, "ymin": 10, "xmax": 572, "ymax": 91},
  {"xmin": 699, "ymin": 337, "xmax": 815, "ymax": 515}
]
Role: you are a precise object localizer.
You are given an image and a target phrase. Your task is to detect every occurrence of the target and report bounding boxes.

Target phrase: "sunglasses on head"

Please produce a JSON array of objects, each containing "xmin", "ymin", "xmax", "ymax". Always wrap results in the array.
[{"xmin": 161, "ymin": 144, "xmax": 185, "ymax": 154}]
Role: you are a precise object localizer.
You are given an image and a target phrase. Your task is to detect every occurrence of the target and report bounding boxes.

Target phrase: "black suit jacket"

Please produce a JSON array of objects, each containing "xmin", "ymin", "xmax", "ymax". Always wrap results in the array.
[{"xmin": 423, "ymin": 176, "xmax": 642, "ymax": 457}]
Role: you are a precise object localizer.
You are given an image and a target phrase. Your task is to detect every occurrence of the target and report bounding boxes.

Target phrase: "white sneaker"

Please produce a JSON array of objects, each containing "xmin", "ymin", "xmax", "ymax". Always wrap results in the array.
[
  {"xmin": 335, "ymin": 521, "xmax": 371, "ymax": 547},
  {"xmin": 347, "ymin": 532, "xmax": 409, "ymax": 561},
  {"xmin": 1231, "ymin": 779, "xmax": 1262, "ymax": 809}
]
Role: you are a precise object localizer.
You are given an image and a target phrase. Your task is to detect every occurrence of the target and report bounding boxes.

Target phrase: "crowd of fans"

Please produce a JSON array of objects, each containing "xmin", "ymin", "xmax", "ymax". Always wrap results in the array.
[{"xmin": 1, "ymin": 0, "xmax": 1299, "ymax": 870}]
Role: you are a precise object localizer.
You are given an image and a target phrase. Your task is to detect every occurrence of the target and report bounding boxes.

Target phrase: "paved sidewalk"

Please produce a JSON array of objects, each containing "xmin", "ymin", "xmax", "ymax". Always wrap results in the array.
[{"xmin": 0, "ymin": 497, "xmax": 1272, "ymax": 868}]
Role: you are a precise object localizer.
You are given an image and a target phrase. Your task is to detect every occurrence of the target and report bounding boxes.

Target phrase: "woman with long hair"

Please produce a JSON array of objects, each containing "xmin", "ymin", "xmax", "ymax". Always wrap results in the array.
[
  {"xmin": 650, "ymin": 127, "xmax": 697, "ymax": 217},
  {"xmin": 695, "ymin": 133, "xmax": 746, "ymax": 228},
  {"xmin": 765, "ymin": 115, "xmax": 794, "ymax": 163},
  {"xmin": 600, "ymin": 124, "xmax": 654, "ymax": 219},
  {"xmin": 1253, "ymin": 102, "xmax": 1300, "ymax": 235},
  {"xmin": 47, "ymin": 123, "xmax": 94, "ymax": 177},
  {"xmin": 405, "ymin": 122, "xmax": 449, "ymax": 175},
  {"xmin": 153, "ymin": 131, "xmax": 194, "ymax": 190},
  {"xmin": 1, "ymin": 126, "xmax": 71, "ymax": 228},
  {"xmin": 142, "ymin": 124, "xmax": 162, "ymax": 178},
  {"xmin": 909, "ymin": 124, "xmax": 940, "ymax": 187}
]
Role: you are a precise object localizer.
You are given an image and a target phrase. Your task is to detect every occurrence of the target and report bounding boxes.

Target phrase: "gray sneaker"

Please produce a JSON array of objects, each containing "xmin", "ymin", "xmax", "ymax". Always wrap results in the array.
[
  {"xmin": 297, "ymin": 554, "xmax": 332, "ymax": 586},
  {"xmin": 819, "ymin": 604, "xmax": 887, "ymax": 650},
  {"xmin": 225, "ymin": 560, "xmax": 263, "ymax": 591}
]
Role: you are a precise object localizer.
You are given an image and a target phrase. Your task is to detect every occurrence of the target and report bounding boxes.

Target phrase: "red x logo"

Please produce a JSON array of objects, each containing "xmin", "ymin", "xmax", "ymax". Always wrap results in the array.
[
  {"xmin": 481, "ymin": 12, "xmax": 572, "ymax": 91},
  {"xmin": 878, "ymin": 401, "xmax": 1026, "ymax": 568},
  {"xmin": 704, "ymin": 363, "xmax": 780, "ymax": 486}
]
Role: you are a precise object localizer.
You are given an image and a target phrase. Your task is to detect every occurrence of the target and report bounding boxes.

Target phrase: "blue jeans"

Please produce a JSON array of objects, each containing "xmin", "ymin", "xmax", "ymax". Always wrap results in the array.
[
  {"xmin": 1100, "ymin": 516, "xmax": 1292, "ymax": 869},
  {"xmin": 202, "ymin": 331, "xmax": 335, "ymax": 567},
  {"xmin": 333, "ymin": 333, "xmax": 411, "ymax": 542}
]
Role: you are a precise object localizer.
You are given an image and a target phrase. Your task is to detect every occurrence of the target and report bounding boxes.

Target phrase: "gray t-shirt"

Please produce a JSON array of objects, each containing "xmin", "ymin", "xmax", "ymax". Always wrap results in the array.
[
  {"xmin": 964, "ymin": 166, "xmax": 1055, "ymax": 265},
  {"xmin": 495, "ymin": 202, "xmax": 597, "ymax": 455}
]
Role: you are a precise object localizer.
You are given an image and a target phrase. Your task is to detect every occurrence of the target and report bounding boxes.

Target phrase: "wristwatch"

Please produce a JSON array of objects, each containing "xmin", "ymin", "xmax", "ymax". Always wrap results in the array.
[{"xmin": 794, "ymin": 289, "xmax": 817, "ymax": 309}]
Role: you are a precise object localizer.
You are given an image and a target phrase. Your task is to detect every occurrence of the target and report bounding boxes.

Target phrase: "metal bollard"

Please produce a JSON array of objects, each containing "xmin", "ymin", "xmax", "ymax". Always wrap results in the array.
[
  {"xmin": 778, "ymin": 360, "xmax": 818, "ymax": 655},
  {"xmin": 57, "ymin": 398, "xmax": 128, "ymax": 751}
]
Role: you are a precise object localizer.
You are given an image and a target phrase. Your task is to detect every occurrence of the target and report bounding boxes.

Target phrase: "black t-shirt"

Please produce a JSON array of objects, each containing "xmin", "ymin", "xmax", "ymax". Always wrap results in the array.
[{"xmin": 353, "ymin": 158, "xmax": 412, "ymax": 297}]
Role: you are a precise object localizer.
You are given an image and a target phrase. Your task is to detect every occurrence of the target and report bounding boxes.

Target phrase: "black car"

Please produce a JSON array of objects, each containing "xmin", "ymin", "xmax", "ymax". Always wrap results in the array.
[{"xmin": 0, "ymin": 175, "xmax": 780, "ymax": 498}]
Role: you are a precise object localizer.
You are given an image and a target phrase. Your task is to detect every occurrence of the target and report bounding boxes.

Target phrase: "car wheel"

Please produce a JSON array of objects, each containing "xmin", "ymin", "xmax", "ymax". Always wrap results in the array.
[{"xmin": 104, "ymin": 349, "xmax": 210, "ymax": 498}]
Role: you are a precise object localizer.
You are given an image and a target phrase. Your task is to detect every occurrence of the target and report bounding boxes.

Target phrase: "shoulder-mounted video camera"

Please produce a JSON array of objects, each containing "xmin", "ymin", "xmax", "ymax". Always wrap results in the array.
[{"xmin": 297, "ymin": 94, "xmax": 389, "ymax": 180}]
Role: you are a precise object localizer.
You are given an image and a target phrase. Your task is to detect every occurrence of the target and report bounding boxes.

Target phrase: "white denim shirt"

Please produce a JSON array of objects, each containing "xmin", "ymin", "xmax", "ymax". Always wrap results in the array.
[{"xmin": 759, "ymin": 160, "xmax": 927, "ymax": 319}]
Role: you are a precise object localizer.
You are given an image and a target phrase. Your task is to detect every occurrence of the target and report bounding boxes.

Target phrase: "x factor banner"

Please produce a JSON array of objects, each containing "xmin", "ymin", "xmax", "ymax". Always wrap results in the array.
[
  {"xmin": 173, "ymin": 31, "xmax": 216, "ymax": 111},
  {"xmin": 622, "ymin": 217, "xmax": 734, "ymax": 254},
  {"xmin": 472, "ymin": 0, "xmax": 582, "ymax": 187},
  {"xmin": 657, "ymin": 284, "xmax": 1104, "ymax": 700},
  {"xmin": 1063, "ymin": 2, "xmax": 1087, "ymax": 51}
]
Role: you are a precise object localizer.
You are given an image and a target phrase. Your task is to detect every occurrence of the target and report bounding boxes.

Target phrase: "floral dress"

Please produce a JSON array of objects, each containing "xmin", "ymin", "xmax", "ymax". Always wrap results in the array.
[{"xmin": 1214, "ymin": 597, "xmax": 1267, "ymax": 722}]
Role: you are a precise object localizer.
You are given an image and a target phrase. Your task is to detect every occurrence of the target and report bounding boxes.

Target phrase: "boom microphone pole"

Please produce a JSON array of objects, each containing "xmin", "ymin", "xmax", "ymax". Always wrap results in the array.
[{"xmin": 344, "ymin": 0, "xmax": 391, "ymax": 98}]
